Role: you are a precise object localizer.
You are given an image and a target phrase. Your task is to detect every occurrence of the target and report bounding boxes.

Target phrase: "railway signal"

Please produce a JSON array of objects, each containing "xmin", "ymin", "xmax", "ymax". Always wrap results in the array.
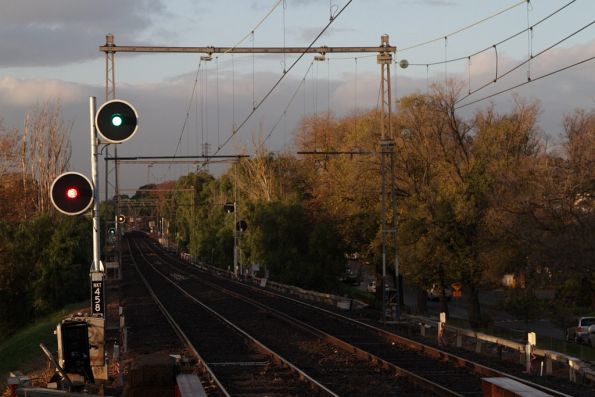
[
  {"xmin": 236, "ymin": 220, "xmax": 248, "ymax": 232},
  {"xmin": 95, "ymin": 99, "xmax": 138, "ymax": 143},
  {"xmin": 116, "ymin": 214, "xmax": 126, "ymax": 224},
  {"xmin": 50, "ymin": 172, "xmax": 94, "ymax": 215}
]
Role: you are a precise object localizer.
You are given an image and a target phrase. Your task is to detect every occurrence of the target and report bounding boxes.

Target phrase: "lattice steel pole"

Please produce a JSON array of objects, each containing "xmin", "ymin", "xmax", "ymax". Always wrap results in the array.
[{"xmin": 377, "ymin": 34, "xmax": 399, "ymax": 321}]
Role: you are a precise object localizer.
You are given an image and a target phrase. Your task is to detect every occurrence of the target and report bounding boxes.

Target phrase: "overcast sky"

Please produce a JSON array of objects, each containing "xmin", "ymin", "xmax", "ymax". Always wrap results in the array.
[{"xmin": 1, "ymin": 0, "xmax": 593, "ymax": 193}]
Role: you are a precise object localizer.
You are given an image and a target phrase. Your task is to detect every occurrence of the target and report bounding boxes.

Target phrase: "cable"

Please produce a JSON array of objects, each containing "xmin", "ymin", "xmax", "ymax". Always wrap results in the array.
[
  {"xmin": 282, "ymin": 0, "xmax": 287, "ymax": 72},
  {"xmin": 455, "ymin": 55, "xmax": 595, "ymax": 109},
  {"xmin": 456, "ymin": 19, "xmax": 594, "ymax": 104},
  {"xmin": 327, "ymin": 0, "xmax": 533, "ymax": 63},
  {"xmin": 169, "ymin": 59, "xmax": 203, "ymax": 171},
  {"xmin": 398, "ymin": 0, "xmax": 528, "ymax": 53},
  {"xmin": 222, "ymin": 0, "xmax": 283, "ymax": 56},
  {"xmin": 170, "ymin": 0, "xmax": 282, "ymax": 170},
  {"xmin": 257, "ymin": 62, "xmax": 315, "ymax": 152},
  {"xmin": 208, "ymin": 0, "xmax": 354, "ymax": 160},
  {"xmin": 526, "ymin": 0, "xmax": 533, "ymax": 81},
  {"xmin": 406, "ymin": 0, "xmax": 578, "ymax": 68}
]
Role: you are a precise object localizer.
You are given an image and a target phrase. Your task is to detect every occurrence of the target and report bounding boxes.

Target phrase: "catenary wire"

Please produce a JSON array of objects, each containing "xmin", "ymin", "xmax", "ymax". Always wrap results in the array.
[
  {"xmin": 455, "ymin": 19, "xmax": 594, "ymax": 104},
  {"xmin": 398, "ymin": 0, "xmax": 528, "ymax": 53},
  {"xmin": 257, "ymin": 62, "xmax": 315, "ymax": 152},
  {"xmin": 324, "ymin": 0, "xmax": 531, "ymax": 62},
  {"xmin": 222, "ymin": 0, "xmax": 283, "ymax": 56},
  {"xmin": 168, "ymin": 60, "xmax": 203, "ymax": 171},
  {"xmin": 455, "ymin": 55, "xmax": 595, "ymax": 109},
  {"xmin": 170, "ymin": 0, "xmax": 282, "ymax": 169},
  {"xmin": 207, "ymin": 0, "xmax": 354, "ymax": 162},
  {"xmin": 406, "ymin": 0, "xmax": 578, "ymax": 67}
]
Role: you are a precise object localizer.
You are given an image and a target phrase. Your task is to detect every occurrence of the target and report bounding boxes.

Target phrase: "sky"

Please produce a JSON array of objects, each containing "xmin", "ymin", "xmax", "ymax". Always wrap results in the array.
[{"xmin": 1, "ymin": 0, "xmax": 594, "ymax": 195}]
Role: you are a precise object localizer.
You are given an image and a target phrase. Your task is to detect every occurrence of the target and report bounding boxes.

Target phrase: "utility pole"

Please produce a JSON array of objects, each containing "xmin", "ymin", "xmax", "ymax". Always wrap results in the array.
[
  {"xmin": 233, "ymin": 161, "xmax": 239, "ymax": 277},
  {"xmin": 377, "ymin": 34, "xmax": 400, "ymax": 322}
]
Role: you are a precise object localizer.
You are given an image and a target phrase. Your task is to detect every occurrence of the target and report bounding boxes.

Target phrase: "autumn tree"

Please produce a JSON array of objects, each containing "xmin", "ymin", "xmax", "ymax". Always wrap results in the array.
[
  {"xmin": 394, "ymin": 81, "xmax": 546, "ymax": 327},
  {"xmin": 20, "ymin": 101, "xmax": 72, "ymax": 216},
  {"xmin": 296, "ymin": 111, "xmax": 381, "ymax": 258}
]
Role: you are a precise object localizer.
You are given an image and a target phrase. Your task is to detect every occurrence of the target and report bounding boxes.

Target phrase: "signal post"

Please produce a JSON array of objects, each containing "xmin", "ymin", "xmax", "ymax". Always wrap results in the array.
[{"xmin": 50, "ymin": 97, "xmax": 138, "ymax": 386}]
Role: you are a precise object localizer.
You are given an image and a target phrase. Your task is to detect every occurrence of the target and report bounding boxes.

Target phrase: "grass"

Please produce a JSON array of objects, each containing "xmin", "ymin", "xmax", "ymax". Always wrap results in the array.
[{"xmin": 0, "ymin": 302, "xmax": 87, "ymax": 387}]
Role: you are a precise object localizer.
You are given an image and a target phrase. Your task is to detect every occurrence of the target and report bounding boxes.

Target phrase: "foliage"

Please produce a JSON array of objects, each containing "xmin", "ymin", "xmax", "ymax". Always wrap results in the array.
[
  {"xmin": 2, "ymin": 81, "xmax": 593, "ymax": 340},
  {"xmin": 0, "ymin": 215, "xmax": 91, "ymax": 339},
  {"xmin": 244, "ymin": 200, "xmax": 344, "ymax": 290}
]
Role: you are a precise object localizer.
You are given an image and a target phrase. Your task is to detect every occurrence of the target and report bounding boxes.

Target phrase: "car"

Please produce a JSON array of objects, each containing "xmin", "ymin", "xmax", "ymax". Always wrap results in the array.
[
  {"xmin": 565, "ymin": 317, "xmax": 595, "ymax": 344},
  {"xmin": 426, "ymin": 283, "xmax": 452, "ymax": 301}
]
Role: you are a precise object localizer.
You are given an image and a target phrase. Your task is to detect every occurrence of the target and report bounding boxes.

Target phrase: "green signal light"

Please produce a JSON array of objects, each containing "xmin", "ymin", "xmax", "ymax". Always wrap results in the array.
[{"xmin": 111, "ymin": 114, "xmax": 123, "ymax": 127}]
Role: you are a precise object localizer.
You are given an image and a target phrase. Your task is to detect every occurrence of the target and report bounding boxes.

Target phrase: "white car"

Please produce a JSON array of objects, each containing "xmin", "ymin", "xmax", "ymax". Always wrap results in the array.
[{"xmin": 566, "ymin": 317, "xmax": 595, "ymax": 344}]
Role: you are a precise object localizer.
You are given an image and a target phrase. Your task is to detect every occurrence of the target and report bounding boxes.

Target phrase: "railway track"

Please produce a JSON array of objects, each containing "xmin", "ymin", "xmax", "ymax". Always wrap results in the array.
[
  {"xmin": 129, "ymin": 232, "xmax": 595, "ymax": 397},
  {"xmin": 126, "ymin": 234, "xmax": 336, "ymax": 397},
  {"xmin": 127, "ymin": 232, "xmax": 436, "ymax": 396}
]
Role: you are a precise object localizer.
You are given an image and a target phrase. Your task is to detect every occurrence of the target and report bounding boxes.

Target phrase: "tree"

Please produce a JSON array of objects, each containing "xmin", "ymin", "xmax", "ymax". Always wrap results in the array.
[
  {"xmin": 243, "ymin": 200, "xmax": 344, "ymax": 290},
  {"xmin": 296, "ymin": 111, "xmax": 381, "ymax": 261},
  {"xmin": 0, "ymin": 221, "xmax": 34, "ymax": 337},
  {"xmin": 33, "ymin": 216, "xmax": 91, "ymax": 313},
  {"xmin": 395, "ymin": 83, "xmax": 545, "ymax": 327},
  {"xmin": 20, "ymin": 101, "xmax": 72, "ymax": 216}
]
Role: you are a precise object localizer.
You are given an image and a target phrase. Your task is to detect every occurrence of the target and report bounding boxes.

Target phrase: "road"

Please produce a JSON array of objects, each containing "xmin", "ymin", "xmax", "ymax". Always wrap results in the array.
[
  {"xmin": 353, "ymin": 267, "xmax": 565, "ymax": 341},
  {"xmin": 402, "ymin": 283, "xmax": 565, "ymax": 340}
]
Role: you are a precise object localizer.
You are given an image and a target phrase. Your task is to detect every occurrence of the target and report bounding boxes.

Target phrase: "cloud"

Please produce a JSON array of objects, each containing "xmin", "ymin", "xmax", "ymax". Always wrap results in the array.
[
  {"xmin": 0, "ymin": 76, "xmax": 88, "ymax": 107},
  {"xmin": 0, "ymin": 0, "xmax": 168, "ymax": 67}
]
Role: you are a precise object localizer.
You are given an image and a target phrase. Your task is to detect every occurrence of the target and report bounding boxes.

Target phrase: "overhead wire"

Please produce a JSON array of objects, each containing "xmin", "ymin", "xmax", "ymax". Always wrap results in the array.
[
  {"xmin": 208, "ymin": 0, "xmax": 354, "ymax": 161},
  {"xmin": 455, "ymin": 55, "xmax": 595, "ymax": 109},
  {"xmin": 257, "ymin": 61, "xmax": 315, "ymax": 152},
  {"xmin": 169, "ymin": 0, "xmax": 283, "ymax": 171},
  {"xmin": 455, "ymin": 19, "xmax": 594, "ymax": 105},
  {"xmin": 168, "ymin": 59, "xmax": 203, "ymax": 172},
  {"xmin": 398, "ymin": 0, "xmax": 528, "ymax": 53},
  {"xmin": 405, "ymin": 0, "xmax": 578, "ymax": 68},
  {"xmin": 222, "ymin": 0, "xmax": 283, "ymax": 56},
  {"xmin": 328, "ymin": 0, "xmax": 529, "ymax": 64},
  {"xmin": 526, "ymin": 0, "xmax": 533, "ymax": 81}
]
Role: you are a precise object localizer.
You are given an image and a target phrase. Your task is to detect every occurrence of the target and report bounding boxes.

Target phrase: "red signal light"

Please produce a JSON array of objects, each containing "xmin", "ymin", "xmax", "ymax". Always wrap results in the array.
[
  {"xmin": 50, "ymin": 172, "xmax": 94, "ymax": 215},
  {"xmin": 66, "ymin": 187, "xmax": 79, "ymax": 200}
]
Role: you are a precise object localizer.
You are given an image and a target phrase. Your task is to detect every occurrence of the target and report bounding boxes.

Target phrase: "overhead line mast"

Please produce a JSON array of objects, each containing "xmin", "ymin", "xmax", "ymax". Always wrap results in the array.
[
  {"xmin": 100, "ymin": 34, "xmax": 400, "ymax": 322},
  {"xmin": 99, "ymin": 44, "xmax": 395, "ymax": 55}
]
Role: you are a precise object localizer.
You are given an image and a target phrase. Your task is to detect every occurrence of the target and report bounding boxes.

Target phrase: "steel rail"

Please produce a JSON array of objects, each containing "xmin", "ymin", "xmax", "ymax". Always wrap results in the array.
[
  {"xmin": 125, "ymin": 237, "xmax": 229, "ymax": 397},
  {"xmin": 194, "ymin": 275, "xmax": 462, "ymax": 396},
  {"xmin": 143, "ymin": 236, "xmax": 575, "ymax": 397},
  {"xmin": 128, "ymin": 235, "xmax": 339, "ymax": 397},
  {"xmin": 138, "ymin": 237, "xmax": 460, "ymax": 396},
  {"xmin": 248, "ymin": 287, "xmax": 575, "ymax": 397}
]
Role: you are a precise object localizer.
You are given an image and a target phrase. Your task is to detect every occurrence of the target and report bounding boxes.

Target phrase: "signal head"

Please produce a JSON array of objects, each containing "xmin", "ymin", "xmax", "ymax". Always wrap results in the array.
[
  {"xmin": 50, "ymin": 172, "xmax": 94, "ymax": 215},
  {"xmin": 95, "ymin": 99, "xmax": 138, "ymax": 144}
]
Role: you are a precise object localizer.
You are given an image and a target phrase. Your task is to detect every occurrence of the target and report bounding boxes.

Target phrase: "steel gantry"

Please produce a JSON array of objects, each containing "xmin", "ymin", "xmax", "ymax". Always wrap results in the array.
[{"xmin": 100, "ymin": 34, "xmax": 401, "ymax": 321}]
